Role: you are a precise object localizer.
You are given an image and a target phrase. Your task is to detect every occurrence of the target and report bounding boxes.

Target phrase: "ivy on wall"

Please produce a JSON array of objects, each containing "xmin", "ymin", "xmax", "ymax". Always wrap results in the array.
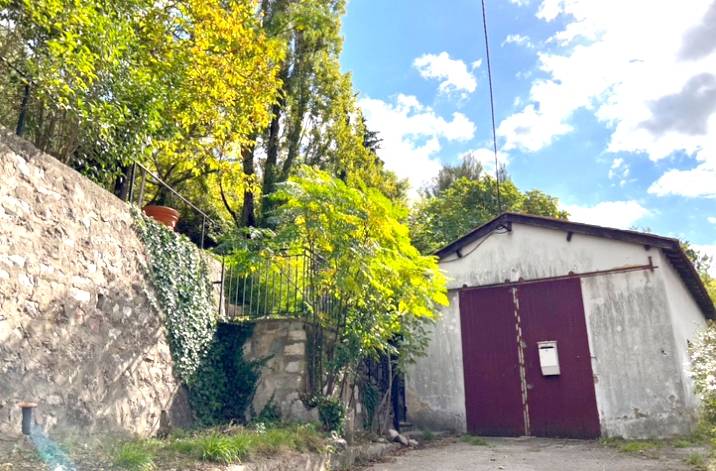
[
  {"xmin": 132, "ymin": 210, "xmax": 216, "ymax": 382},
  {"xmin": 133, "ymin": 211, "xmax": 263, "ymax": 425}
]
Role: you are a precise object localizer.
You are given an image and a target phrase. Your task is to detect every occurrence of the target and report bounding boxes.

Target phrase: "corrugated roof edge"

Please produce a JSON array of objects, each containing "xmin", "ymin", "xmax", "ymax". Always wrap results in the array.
[{"xmin": 433, "ymin": 212, "xmax": 715, "ymax": 320}]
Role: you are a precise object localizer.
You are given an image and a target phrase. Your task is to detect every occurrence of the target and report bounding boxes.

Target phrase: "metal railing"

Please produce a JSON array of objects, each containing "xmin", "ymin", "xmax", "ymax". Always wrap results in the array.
[
  {"xmin": 123, "ymin": 163, "xmax": 343, "ymax": 324},
  {"xmin": 124, "ymin": 161, "xmax": 221, "ymax": 250},
  {"xmin": 223, "ymin": 248, "xmax": 344, "ymax": 323}
]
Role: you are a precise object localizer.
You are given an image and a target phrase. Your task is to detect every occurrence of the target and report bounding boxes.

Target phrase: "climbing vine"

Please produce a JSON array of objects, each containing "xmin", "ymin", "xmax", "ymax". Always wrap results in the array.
[
  {"xmin": 133, "ymin": 210, "xmax": 264, "ymax": 424},
  {"xmin": 133, "ymin": 210, "xmax": 217, "ymax": 382}
]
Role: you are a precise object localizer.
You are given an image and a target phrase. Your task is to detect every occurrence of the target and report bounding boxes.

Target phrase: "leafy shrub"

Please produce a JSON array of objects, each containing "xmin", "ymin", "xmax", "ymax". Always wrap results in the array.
[
  {"xmin": 113, "ymin": 442, "xmax": 157, "ymax": 471},
  {"xmin": 317, "ymin": 397, "xmax": 345, "ymax": 435},
  {"xmin": 689, "ymin": 322, "xmax": 716, "ymax": 470},
  {"xmin": 255, "ymin": 396, "xmax": 282, "ymax": 425},
  {"xmin": 690, "ymin": 322, "xmax": 716, "ymax": 425},
  {"xmin": 133, "ymin": 212, "xmax": 263, "ymax": 425}
]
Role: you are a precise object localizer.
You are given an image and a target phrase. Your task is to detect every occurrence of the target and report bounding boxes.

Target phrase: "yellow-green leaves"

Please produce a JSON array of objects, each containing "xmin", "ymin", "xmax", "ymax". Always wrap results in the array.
[
  {"xmin": 1, "ymin": 0, "xmax": 282, "ymax": 206},
  {"xmin": 273, "ymin": 166, "xmax": 447, "ymax": 362}
]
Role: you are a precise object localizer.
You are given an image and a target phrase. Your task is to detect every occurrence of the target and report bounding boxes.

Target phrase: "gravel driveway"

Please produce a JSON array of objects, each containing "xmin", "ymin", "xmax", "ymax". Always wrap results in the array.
[{"xmin": 364, "ymin": 437, "xmax": 701, "ymax": 471}]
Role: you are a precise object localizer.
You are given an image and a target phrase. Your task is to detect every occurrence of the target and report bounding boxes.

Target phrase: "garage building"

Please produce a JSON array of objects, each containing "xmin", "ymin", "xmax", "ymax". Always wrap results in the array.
[{"xmin": 406, "ymin": 213, "xmax": 715, "ymax": 439}]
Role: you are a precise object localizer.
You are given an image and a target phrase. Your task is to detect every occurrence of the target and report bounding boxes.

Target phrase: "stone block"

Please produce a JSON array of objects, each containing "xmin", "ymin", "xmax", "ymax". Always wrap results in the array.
[
  {"xmin": 69, "ymin": 288, "xmax": 91, "ymax": 303},
  {"xmin": 285, "ymin": 360, "xmax": 303, "ymax": 374},
  {"xmin": 288, "ymin": 328, "xmax": 307, "ymax": 342},
  {"xmin": 284, "ymin": 342, "xmax": 305, "ymax": 357}
]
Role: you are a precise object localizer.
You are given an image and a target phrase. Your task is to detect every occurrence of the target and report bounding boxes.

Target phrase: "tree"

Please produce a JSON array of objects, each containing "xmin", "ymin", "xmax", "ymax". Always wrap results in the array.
[
  {"xmin": 270, "ymin": 166, "xmax": 447, "ymax": 398},
  {"xmin": 682, "ymin": 241, "xmax": 715, "ymax": 303},
  {"xmin": 421, "ymin": 152, "xmax": 486, "ymax": 197},
  {"xmin": 410, "ymin": 174, "xmax": 569, "ymax": 254},
  {"xmin": 228, "ymin": 0, "xmax": 406, "ymax": 227},
  {"xmin": 0, "ymin": 0, "xmax": 283, "ymax": 216}
]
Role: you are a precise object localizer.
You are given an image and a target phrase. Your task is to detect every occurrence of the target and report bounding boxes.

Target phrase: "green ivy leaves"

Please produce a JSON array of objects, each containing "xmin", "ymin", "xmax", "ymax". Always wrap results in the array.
[{"xmin": 132, "ymin": 209, "xmax": 216, "ymax": 383}]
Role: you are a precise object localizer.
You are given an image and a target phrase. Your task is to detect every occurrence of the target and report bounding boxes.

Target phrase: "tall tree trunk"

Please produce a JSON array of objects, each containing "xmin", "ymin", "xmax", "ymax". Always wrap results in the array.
[
  {"xmin": 280, "ymin": 91, "xmax": 307, "ymax": 181},
  {"xmin": 262, "ymin": 100, "xmax": 283, "ymax": 198},
  {"xmin": 241, "ymin": 143, "xmax": 257, "ymax": 227}
]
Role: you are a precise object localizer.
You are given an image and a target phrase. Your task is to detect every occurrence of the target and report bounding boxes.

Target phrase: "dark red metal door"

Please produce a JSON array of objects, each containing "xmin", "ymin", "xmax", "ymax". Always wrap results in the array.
[
  {"xmin": 518, "ymin": 278, "xmax": 601, "ymax": 438},
  {"xmin": 459, "ymin": 286, "xmax": 525, "ymax": 436}
]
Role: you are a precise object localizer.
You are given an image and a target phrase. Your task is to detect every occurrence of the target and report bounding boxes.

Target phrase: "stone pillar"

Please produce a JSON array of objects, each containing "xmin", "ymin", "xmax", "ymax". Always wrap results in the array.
[{"xmin": 242, "ymin": 319, "xmax": 319, "ymax": 422}]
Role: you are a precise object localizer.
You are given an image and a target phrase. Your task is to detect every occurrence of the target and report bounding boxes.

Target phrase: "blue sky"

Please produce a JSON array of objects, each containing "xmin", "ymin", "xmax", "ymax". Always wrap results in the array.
[{"xmin": 340, "ymin": 0, "xmax": 716, "ymax": 271}]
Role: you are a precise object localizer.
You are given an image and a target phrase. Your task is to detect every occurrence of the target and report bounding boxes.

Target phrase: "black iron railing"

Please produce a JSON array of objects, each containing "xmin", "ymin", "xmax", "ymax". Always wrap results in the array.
[
  {"xmin": 222, "ymin": 248, "xmax": 343, "ymax": 323},
  {"xmin": 124, "ymin": 162, "xmax": 342, "ymax": 324},
  {"xmin": 124, "ymin": 161, "xmax": 222, "ymax": 250}
]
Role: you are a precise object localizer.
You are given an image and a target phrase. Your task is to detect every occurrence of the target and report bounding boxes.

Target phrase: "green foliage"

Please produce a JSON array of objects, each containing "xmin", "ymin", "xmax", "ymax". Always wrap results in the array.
[
  {"xmin": 133, "ymin": 211, "xmax": 216, "ymax": 381},
  {"xmin": 686, "ymin": 452, "xmax": 706, "ymax": 470},
  {"xmin": 188, "ymin": 323, "xmax": 263, "ymax": 425},
  {"xmin": 317, "ymin": 396, "xmax": 346, "ymax": 434},
  {"xmin": 133, "ymin": 211, "xmax": 261, "ymax": 424},
  {"xmin": 422, "ymin": 152, "xmax": 486, "ymax": 197},
  {"xmin": 682, "ymin": 241, "xmax": 716, "ymax": 304},
  {"xmin": 272, "ymin": 167, "xmax": 447, "ymax": 366},
  {"xmin": 690, "ymin": 321, "xmax": 716, "ymax": 427},
  {"xmin": 113, "ymin": 425, "xmax": 326, "ymax": 467},
  {"xmin": 600, "ymin": 437, "xmax": 662, "ymax": 453},
  {"xmin": 113, "ymin": 442, "xmax": 157, "ymax": 471},
  {"xmin": 360, "ymin": 381, "xmax": 380, "ymax": 430},
  {"xmin": 164, "ymin": 424, "xmax": 325, "ymax": 464},
  {"xmin": 255, "ymin": 396, "xmax": 282, "ymax": 425},
  {"xmin": 0, "ymin": 0, "xmax": 282, "ymax": 211},
  {"xmin": 461, "ymin": 435, "xmax": 489, "ymax": 446},
  {"xmin": 410, "ymin": 174, "xmax": 569, "ymax": 254}
]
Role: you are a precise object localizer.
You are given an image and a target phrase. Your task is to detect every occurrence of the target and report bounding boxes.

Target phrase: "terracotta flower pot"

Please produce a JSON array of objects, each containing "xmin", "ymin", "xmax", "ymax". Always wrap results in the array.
[{"xmin": 143, "ymin": 205, "xmax": 180, "ymax": 230}]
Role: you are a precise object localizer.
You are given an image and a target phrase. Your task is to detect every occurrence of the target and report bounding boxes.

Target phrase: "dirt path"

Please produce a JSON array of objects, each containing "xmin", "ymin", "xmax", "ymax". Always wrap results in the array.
[{"xmin": 364, "ymin": 437, "xmax": 701, "ymax": 471}]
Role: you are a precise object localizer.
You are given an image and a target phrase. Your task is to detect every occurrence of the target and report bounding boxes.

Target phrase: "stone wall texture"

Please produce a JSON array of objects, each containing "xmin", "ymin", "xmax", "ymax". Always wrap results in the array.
[
  {"xmin": 243, "ymin": 319, "xmax": 318, "ymax": 423},
  {"xmin": 0, "ymin": 128, "xmax": 193, "ymax": 438}
]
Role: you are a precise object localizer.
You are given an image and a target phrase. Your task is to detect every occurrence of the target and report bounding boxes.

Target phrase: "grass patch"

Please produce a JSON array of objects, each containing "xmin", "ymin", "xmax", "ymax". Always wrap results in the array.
[
  {"xmin": 686, "ymin": 452, "xmax": 706, "ymax": 470},
  {"xmin": 600, "ymin": 437, "xmax": 662, "ymax": 453},
  {"xmin": 461, "ymin": 435, "xmax": 489, "ymax": 446},
  {"xmin": 420, "ymin": 430, "xmax": 435, "ymax": 442},
  {"xmin": 112, "ymin": 442, "xmax": 157, "ymax": 471},
  {"xmin": 112, "ymin": 424, "xmax": 327, "ymax": 469}
]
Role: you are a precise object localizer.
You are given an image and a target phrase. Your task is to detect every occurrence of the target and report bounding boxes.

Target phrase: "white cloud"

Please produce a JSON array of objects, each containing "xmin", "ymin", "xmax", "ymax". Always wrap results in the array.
[
  {"xmin": 560, "ymin": 200, "xmax": 650, "ymax": 229},
  {"xmin": 498, "ymin": 0, "xmax": 716, "ymax": 199},
  {"xmin": 708, "ymin": 216, "xmax": 716, "ymax": 224},
  {"xmin": 509, "ymin": 0, "xmax": 530, "ymax": 6},
  {"xmin": 693, "ymin": 244, "xmax": 716, "ymax": 277},
  {"xmin": 501, "ymin": 34, "xmax": 534, "ymax": 48},
  {"xmin": 608, "ymin": 157, "xmax": 631, "ymax": 186},
  {"xmin": 359, "ymin": 94, "xmax": 476, "ymax": 195},
  {"xmin": 648, "ymin": 143, "xmax": 716, "ymax": 198},
  {"xmin": 413, "ymin": 52, "xmax": 478, "ymax": 96}
]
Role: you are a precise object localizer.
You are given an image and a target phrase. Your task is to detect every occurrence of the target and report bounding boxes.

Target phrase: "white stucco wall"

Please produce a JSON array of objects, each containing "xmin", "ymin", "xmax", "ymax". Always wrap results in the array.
[
  {"xmin": 405, "ymin": 290, "xmax": 466, "ymax": 432},
  {"xmin": 660, "ymin": 251, "xmax": 707, "ymax": 413},
  {"xmin": 407, "ymin": 222, "xmax": 707, "ymax": 438},
  {"xmin": 581, "ymin": 268, "xmax": 694, "ymax": 438}
]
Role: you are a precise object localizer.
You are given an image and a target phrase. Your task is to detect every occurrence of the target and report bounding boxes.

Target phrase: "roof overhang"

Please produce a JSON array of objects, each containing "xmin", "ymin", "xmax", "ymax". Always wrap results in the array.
[{"xmin": 434, "ymin": 212, "xmax": 715, "ymax": 319}]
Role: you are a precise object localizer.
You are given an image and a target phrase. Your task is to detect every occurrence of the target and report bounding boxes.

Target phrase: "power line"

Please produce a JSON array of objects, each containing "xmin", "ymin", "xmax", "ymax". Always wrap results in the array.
[{"xmin": 480, "ymin": 0, "xmax": 502, "ymax": 213}]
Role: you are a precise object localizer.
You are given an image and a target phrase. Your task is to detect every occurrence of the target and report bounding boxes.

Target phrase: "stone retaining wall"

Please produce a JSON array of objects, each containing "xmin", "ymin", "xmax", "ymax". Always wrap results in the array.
[
  {"xmin": 0, "ymin": 128, "xmax": 197, "ymax": 438},
  {"xmin": 242, "ymin": 319, "xmax": 319, "ymax": 422}
]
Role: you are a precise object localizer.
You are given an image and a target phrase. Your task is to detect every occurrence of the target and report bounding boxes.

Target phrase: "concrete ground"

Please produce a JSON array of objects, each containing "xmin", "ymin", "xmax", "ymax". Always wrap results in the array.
[{"xmin": 364, "ymin": 437, "xmax": 702, "ymax": 471}]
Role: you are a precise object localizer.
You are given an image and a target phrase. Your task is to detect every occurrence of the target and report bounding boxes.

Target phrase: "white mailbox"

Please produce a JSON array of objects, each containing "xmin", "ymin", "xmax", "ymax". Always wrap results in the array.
[{"xmin": 537, "ymin": 341, "xmax": 560, "ymax": 376}]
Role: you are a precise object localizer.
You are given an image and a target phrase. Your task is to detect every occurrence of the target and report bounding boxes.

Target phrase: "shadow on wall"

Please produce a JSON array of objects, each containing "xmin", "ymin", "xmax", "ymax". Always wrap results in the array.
[
  {"xmin": 0, "ymin": 266, "xmax": 194, "ymax": 441},
  {"xmin": 0, "ymin": 127, "xmax": 192, "ymax": 440}
]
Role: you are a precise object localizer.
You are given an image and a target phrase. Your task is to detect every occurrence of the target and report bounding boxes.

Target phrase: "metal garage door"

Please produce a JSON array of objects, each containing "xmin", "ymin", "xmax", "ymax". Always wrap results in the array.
[{"xmin": 459, "ymin": 278, "xmax": 600, "ymax": 438}]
